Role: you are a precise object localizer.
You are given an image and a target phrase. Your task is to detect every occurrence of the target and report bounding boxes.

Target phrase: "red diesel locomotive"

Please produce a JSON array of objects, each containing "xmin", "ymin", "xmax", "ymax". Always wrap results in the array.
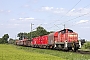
[{"xmin": 15, "ymin": 29, "xmax": 81, "ymax": 51}]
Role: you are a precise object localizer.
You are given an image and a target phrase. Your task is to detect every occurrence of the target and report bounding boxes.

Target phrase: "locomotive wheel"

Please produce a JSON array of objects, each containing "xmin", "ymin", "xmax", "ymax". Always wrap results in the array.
[
  {"xmin": 72, "ymin": 42, "xmax": 77, "ymax": 52},
  {"xmin": 64, "ymin": 47, "xmax": 69, "ymax": 51},
  {"xmin": 58, "ymin": 45, "xmax": 62, "ymax": 50},
  {"xmin": 72, "ymin": 46, "xmax": 77, "ymax": 52},
  {"xmin": 43, "ymin": 46, "xmax": 46, "ymax": 48}
]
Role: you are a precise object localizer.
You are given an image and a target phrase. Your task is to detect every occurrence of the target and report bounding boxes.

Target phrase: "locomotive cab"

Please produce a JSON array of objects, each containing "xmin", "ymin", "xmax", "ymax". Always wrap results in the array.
[
  {"xmin": 55, "ymin": 29, "xmax": 80, "ymax": 51},
  {"xmin": 59, "ymin": 29, "xmax": 78, "ymax": 42}
]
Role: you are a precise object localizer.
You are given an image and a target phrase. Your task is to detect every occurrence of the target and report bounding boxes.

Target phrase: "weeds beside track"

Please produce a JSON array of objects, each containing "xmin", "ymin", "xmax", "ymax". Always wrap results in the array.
[{"xmin": 16, "ymin": 45, "xmax": 90, "ymax": 60}]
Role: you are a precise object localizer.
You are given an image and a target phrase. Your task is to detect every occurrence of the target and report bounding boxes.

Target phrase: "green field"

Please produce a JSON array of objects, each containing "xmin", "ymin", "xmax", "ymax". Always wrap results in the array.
[{"xmin": 0, "ymin": 44, "xmax": 90, "ymax": 60}]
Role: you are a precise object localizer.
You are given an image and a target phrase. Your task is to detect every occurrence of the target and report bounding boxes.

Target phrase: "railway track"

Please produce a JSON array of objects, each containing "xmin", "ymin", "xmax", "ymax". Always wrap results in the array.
[
  {"xmin": 49, "ymin": 48, "xmax": 90, "ymax": 55},
  {"xmin": 75, "ymin": 50, "xmax": 90, "ymax": 55},
  {"xmin": 20, "ymin": 45, "xmax": 90, "ymax": 55}
]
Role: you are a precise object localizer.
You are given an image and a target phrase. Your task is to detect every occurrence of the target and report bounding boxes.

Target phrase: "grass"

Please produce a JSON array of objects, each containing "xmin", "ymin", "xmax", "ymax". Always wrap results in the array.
[
  {"xmin": 16, "ymin": 45, "xmax": 90, "ymax": 60},
  {"xmin": 80, "ymin": 42, "xmax": 90, "ymax": 51},
  {"xmin": 0, "ymin": 44, "xmax": 90, "ymax": 60},
  {"xmin": 0, "ymin": 44, "xmax": 64, "ymax": 60}
]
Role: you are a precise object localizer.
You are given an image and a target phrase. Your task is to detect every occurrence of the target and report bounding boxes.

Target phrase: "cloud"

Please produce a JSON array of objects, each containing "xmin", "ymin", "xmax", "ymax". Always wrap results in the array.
[
  {"xmin": 38, "ymin": 7, "xmax": 90, "ymax": 16},
  {"xmin": 0, "ymin": 9, "xmax": 11, "ymax": 13},
  {"xmin": 0, "ymin": 24, "xmax": 4, "ymax": 25},
  {"xmin": 25, "ymin": 17, "xmax": 34, "ymax": 20},
  {"xmin": 18, "ymin": 17, "xmax": 35, "ymax": 22},
  {"xmin": 67, "ymin": 8, "xmax": 90, "ymax": 16},
  {"xmin": 42, "ymin": 6, "xmax": 54, "ymax": 11},
  {"xmin": 10, "ymin": 17, "xmax": 37, "ymax": 25},
  {"xmin": 19, "ymin": 17, "xmax": 24, "ymax": 20},
  {"xmin": 0, "ymin": 10, "xmax": 4, "ymax": 12},
  {"xmin": 40, "ymin": 7, "xmax": 66, "ymax": 14},
  {"xmin": 7, "ymin": 10, "xmax": 11, "ymax": 13},
  {"xmin": 76, "ymin": 20, "xmax": 89, "ymax": 24},
  {"xmin": 0, "ymin": 23, "xmax": 20, "ymax": 28}
]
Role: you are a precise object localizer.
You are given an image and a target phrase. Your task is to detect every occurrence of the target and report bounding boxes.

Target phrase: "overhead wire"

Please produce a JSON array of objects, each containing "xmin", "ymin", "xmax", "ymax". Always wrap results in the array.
[
  {"xmin": 60, "ymin": 0, "xmax": 81, "ymax": 18},
  {"xmin": 32, "ymin": 1, "xmax": 90, "ymax": 32},
  {"xmin": 48, "ymin": 0, "xmax": 82, "ymax": 24},
  {"xmin": 57, "ymin": 12, "xmax": 90, "ymax": 25},
  {"xmin": 57, "ymin": 2, "xmax": 90, "ymax": 25},
  {"xmin": 30, "ymin": 1, "xmax": 90, "ymax": 39},
  {"xmin": 47, "ymin": 3, "xmax": 90, "ymax": 30},
  {"xmin": 62, "ymin": 3, "xmax": 90, "ymax": 28},
  {"xmin": 46, "ymin": 0, "xmax": 82, "ymax": 29},
  {"xmin": 68, "ymin": 19, "xmax": 90, "ymax": 28}
]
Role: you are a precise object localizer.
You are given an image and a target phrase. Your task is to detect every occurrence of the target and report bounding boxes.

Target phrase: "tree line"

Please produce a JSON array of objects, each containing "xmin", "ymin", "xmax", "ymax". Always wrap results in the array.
[
  {"xmin": 0, "ymin": 34, "xmax": 9, "ymax": 44},
  {"xmin": 17, "ymin": 26, "xmax": 54, "ymax": 40},
  {"xmin": 0, "ymin": 26, "xmax": 54, "ymax": 44},
  {"xmin": 0, "ymin": 26, "xmax": 90, "ymax": 49}
]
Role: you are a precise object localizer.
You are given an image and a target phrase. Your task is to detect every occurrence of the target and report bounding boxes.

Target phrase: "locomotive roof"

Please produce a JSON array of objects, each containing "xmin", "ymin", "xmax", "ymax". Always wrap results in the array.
[
  {"xmin": 49, "ymin": 29, "xmax": 73, "ymax": 35},
  {"xmin": 49, "ymin": 29, "xmax": 73, "ymax": 33},
  {"xmin": 58, "ymin": 29, "xmax": 73, "ymax": 33}
]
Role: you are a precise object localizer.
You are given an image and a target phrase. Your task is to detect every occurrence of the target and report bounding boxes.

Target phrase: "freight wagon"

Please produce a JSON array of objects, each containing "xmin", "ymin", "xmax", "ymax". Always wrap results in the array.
[{"xmin": 15, "ymin": 29, "xmax": 81, "ymax": 51}]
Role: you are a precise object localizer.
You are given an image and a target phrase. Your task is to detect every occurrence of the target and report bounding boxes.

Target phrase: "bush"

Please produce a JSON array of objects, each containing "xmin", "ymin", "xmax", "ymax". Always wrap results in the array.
[{"xmin": 83, "ymin": 42, "xmax": 90, "ymax": 49}]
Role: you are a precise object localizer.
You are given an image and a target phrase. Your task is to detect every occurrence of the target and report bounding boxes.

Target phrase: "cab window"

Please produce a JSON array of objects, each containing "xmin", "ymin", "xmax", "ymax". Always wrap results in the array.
[
  {"xmin": 61, "ymin": 29, "xmax": 66, "ymax": 34},
  {"xmin": 68, "ymin": 29, "xmax": 73, "ymax": 33}
]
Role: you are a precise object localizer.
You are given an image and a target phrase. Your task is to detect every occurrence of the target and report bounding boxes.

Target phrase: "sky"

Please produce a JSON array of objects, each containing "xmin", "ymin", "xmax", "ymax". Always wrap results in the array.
[{"xmin": 0, "ymin": 0, "xmax": 90, "ymax": 40}]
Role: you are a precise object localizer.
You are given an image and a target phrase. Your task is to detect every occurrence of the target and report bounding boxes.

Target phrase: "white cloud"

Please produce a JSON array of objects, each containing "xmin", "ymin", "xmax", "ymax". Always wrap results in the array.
[
  {"xmin": 18, "ymin": 17, "xmax": 35, "ymax": 22},
  {"xmin": 40, "ymin": 7, "xmax": 66, "ymax": 14},
  {"xmin": 10, "ymin": 17, "xmax": 36, "ymax": 25},
  {"xmin": 0, "ymin": 23, "xmax": 20, "ymax": 28},
  {"xmin": 42, "ymin": 6, "xmax": 54, "ymax": 11},
  {"xmin": 19, "ymin": 17, "xmax": 24, "ymax": 20},
  {"xmin": 25, "ymin": 17, "xmax": 34, "ymax": 20},
  {"xmin": 38, "ymin": 7, "xmax": 90, "ymax": 16},
  {"xmin": 76, "ymin": 20, "xmax": 89, "ymax": 24},
  {"xmin": 71, "ymin": 9, "xmax": 75, "ymax": 12},
  {"xmin": 0, "ymin": 9, "xmax": 11, "ymax": 13},
  {"xmin": 7, "ymin": 10, "xmax": 11, "ymax": 13},
  {"xmin": 67, "ymin": 8, "xmax": 90, "ymax": 16},
  {"xmin": 19, "ymin": 17, "xmax": 34, "ymax": 20},
  {"xmin": 0, "ymin": 24, "xmax": 4, "ymax": 27},
  {"xmin": 0, "ymin": 10, "xmax": 4, "ymax": 12}
]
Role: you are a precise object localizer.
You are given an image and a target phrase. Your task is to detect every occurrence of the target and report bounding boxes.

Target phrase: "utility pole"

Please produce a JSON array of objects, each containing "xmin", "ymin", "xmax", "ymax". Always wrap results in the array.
[
  {"xmin": 64, "ymin": 24, "xmax": 65, "ymax": 29},
  {"xmin": 30, "ymin": 23, "xmax": 34, "ymax": 40}
]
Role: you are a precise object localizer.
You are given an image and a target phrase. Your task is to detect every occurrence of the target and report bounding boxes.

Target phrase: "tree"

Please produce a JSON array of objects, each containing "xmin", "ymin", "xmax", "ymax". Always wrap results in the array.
[
  {"xmin": 36, "ymin": 26, "xmax": 48, "ymax": 36},
  {"xmin": 17, "ymin": 26, "xmax": 55, "ymax": 40},
  {"xmin": 8, "ymin": 38, "xmax": 15, "ymax": 44},
  {"xmin": 27, "ymin": 31, "xmax": 38, "ymax": 39},
  {"xmin": 0, "ymin": 38, "xmax": 3, "ymax": 44},
  {"xmin": 17, "ymin": 32, "xmax": 28, "ymax": 40},
  {"xmin": 2, "ymin": 34, "xmax": 9, "ymax": 43}
]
